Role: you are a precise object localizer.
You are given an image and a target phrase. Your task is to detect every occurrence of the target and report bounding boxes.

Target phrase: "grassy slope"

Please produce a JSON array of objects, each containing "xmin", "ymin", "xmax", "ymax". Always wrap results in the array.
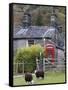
[{"xmin": 13, "ymin": 71, "xmax": 65, "ymax": 86}]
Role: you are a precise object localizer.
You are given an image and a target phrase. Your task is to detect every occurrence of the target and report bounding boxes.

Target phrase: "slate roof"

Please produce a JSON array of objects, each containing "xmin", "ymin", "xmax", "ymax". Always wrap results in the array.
[
  {"xmin": 13, "ymin": 25, "xmax": 64, "ymax": 50},
  {"xmin": 14, "ymin": 26, "xmax": 56, "ymax": 39}
]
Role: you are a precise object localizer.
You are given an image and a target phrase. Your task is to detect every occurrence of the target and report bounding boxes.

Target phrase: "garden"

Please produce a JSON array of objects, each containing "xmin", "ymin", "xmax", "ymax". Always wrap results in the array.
[{"xmin": 13, "ymin": 44, "xmax": 65, "ymax": 86}]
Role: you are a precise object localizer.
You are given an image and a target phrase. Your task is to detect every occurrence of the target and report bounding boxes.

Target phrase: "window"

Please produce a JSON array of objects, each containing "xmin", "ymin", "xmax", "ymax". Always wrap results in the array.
[{"xmin": 28, "ymin": 40, "xmax": 34, "ymax": 46}]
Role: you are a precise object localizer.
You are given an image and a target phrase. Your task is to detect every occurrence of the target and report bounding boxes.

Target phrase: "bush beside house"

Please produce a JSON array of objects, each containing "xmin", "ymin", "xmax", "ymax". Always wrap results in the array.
[{"xmin": 14, "ymin": 44, "xmax": 43, "ymax": 73}]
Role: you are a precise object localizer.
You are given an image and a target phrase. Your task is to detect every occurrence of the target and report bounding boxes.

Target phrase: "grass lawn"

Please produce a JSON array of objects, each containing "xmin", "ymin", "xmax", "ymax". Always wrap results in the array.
[{"xmin": 13, "ymin": 71, "xmax": 65, "ymax": 86}]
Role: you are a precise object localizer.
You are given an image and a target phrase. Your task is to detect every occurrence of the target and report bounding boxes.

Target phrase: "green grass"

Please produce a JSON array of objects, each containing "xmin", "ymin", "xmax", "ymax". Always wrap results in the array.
[{"xmin": 13, "ymin": 71, "xmax": 65, "ymax": 86}]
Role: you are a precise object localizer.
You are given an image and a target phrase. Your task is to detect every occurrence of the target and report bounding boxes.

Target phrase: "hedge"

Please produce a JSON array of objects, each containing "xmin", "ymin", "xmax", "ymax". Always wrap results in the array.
[{"xmin": 14, "ymin": 44, "xmax": 43, "ymax": 73}]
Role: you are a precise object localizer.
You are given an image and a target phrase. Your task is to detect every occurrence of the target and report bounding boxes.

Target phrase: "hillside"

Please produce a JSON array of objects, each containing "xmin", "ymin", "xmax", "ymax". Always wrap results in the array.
[{"xmin": 13, "ymin": 4, "xmax": 65, "ymax": 32}]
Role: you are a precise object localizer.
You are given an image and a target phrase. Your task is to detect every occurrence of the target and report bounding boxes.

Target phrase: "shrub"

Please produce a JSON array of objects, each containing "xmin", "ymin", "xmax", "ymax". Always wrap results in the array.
[{"xmin": 14, "ymin": 44, "xmax": 43, "ymax": 73}]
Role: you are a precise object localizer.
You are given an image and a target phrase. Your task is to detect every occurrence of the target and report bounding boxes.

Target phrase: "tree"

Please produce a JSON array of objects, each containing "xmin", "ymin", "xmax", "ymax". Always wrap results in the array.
[{"xmin": 35, "ymin": 10, "xmax": 43, "ymax": 26}]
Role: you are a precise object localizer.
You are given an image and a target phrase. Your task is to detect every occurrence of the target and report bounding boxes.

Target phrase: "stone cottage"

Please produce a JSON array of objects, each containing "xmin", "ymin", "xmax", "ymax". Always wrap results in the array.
[{"xmin": 13, "ymin": 11, "xmax": 65, "ymax": 71}]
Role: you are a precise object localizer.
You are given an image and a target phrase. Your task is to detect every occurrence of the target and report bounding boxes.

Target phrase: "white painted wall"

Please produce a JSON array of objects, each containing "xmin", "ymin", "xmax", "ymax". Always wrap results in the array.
[{"xmin": 13, "ymin": 40, "xmax": 26, "ymax": 50}]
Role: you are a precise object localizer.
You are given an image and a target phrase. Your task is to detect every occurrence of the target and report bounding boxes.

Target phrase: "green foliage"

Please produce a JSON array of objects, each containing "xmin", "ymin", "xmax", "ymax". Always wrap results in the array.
[
  {"xmin": 35, "ymin": 9, "xmax": 43, "ymax": 26},
  {"xmin": 14, "ymin": 5, "xmax": 65, "ymax": 32},
  {"xmin": 14, "ymin": 44, "xmax": 43, "ymax": 72}
]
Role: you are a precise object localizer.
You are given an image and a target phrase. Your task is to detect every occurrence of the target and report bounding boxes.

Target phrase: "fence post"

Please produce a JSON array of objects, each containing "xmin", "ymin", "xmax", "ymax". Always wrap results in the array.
[
  {"xmin": 36, "ymin": 57, "xmax": 39, "ymax": 70},
  {"xmin": 15, "ymin": 63, "xmax": 18, "ymax": 74},
  {"xmin": 23, "ymin": 61, "xmax": 24, "ymax": 74},
  {"xmin": 43, "ymin": 57, "xmax": 45, "ymax": 72}
]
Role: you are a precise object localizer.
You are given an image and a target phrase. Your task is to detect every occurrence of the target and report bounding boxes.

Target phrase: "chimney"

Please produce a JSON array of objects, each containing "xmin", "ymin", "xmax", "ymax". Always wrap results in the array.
[
  {"xmin": 50, "ymin": 7, "xmax": 58, "ymax": 27},
  {"xmin": 22, "ymin": 13, "xmax": 31, "ymax": 29},
  {"xmin": 50, "ymin": 7, "xmax": 62, "ymax": 33}
]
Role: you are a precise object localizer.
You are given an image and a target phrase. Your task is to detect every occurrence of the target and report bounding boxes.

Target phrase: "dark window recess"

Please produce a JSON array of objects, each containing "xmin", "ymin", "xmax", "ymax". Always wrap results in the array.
[{"xmin": 28, "ymin": 40, "xmax": 34, "ymax": 46}]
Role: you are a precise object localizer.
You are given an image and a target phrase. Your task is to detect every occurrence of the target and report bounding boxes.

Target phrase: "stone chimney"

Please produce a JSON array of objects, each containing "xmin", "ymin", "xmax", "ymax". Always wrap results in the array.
[
  {"xmin": 50, "ymin": 7, "xmax": 58, "ymax": 27},
  {"xmin": 22, "ymin": 12, "xmax": 31, "ymax": 29},
  {"xmin": 50, "ymin": 7, "xmax": 62, "ymax": 33}
]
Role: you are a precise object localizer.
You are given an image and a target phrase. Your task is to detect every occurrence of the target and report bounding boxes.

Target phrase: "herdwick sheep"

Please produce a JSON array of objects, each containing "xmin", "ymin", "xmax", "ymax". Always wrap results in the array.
[
  {"xmin": 25, "ymin": 72, "xmax": 33, "ymax": 84},
  {"xmin": 35, "ymin": 70, "xmax": 44, "ymax": 79}
]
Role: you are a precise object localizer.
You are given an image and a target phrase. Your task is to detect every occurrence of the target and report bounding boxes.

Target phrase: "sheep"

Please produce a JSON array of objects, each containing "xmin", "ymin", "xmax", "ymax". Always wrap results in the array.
[
  {"xmin": 35, "ymin": 70, "xmax": 44, "ymax": 79},
  {"xmin": 25, "ymin": 72, "xmax": 33, "ymax": 84}
]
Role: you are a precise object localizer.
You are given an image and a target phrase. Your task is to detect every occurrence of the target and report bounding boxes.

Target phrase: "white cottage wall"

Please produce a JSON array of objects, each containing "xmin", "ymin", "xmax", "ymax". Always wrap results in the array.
[{"xmin": 13, "ymin": 40, "xmax": 28, "ymax": 51}]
